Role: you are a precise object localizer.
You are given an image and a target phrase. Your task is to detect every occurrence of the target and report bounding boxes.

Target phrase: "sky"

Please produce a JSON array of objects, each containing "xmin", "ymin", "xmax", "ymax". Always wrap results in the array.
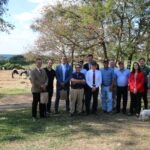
[{"xmin": 0, "ymin": 0, "xmax": 60, "ymax": 55}]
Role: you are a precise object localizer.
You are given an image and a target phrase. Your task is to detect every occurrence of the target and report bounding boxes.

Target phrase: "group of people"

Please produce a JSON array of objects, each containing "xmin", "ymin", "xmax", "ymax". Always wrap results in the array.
[{"xmin": 29, "ymin": 54, "xmax": 150, "ymax": 120}]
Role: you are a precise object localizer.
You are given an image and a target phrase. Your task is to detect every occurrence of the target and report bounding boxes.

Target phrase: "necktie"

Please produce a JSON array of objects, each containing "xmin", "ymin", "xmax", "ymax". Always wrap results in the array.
[{"xmin": 93, "ymin": 70, "xmax": 95, "ymax": 87}]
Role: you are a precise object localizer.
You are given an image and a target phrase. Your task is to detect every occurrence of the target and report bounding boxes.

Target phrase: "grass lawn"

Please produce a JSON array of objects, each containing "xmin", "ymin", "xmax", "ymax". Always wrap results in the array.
[
  {"xmin": 0, "ymin": 88, "xmax": 30, "ymax": 99},
  {"xmin": 0, "ymin": 109, "xmax": 150, "ymax": 150}
]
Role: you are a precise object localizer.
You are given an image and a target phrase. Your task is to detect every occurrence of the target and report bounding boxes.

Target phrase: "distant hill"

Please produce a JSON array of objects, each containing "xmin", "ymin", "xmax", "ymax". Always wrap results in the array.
[{"xmin": 0, "ymin": 54, "xmax": 17, "ymax": 59}]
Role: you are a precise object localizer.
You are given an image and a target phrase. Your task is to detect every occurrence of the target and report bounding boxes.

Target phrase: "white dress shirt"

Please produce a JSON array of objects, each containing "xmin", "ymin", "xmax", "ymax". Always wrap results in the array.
[
  {"xmin": 61, "ymin": 64, "xmax": 66, "ymax": 81},
  {"xmin": 36, "ymin": 67, "xmax": 42, "ymax": 74},
  {"xmin": 86, "ymin": 69, "xmax": 102, "ymax": 88},
  {"xmin": 81, "ymin": 68, "xmax": 87, "ymax": 76}
]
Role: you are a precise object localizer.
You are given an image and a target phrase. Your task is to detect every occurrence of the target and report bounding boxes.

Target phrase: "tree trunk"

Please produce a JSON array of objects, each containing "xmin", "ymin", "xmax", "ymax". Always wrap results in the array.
[
  {"xmin": 127, "ymin": 53, "xmax": 133, "ymax": 70},
  {"xmin": 101, "ymin": 41, "xmax": 108, "ymax": 59},
  {"xmin": 71, "ymin": 48, "xmax": 74, "ymax": 68},
  {"xmin": 115, "ymin": 48, "xmax": 120, "ymax": 65}
]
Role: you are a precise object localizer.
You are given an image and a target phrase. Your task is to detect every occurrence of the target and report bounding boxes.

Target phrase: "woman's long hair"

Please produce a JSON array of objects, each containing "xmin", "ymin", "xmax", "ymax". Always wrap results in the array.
[{"xmin": 131, "ymin": 62, "xmax": 141, "ymax": 73}]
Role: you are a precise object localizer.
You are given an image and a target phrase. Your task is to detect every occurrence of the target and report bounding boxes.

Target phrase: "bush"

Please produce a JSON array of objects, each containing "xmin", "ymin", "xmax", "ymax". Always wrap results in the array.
[
  {"xmin": 9, "ymin": 55, "xmax": 29, "ymax": 65},
  {"xmin": 0, "ymin": 59, "xmax": 9, "ymax": 65},
  {"xmin": 2, "ymin": 63, "xmax": 24, "ymax": 70}
]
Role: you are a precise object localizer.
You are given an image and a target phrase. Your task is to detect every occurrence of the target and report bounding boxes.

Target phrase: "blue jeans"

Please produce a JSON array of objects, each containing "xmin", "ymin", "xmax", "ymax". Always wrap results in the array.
[{"xmin": 101, "ymin": 86, "xmax": 112, "ymax": 112}]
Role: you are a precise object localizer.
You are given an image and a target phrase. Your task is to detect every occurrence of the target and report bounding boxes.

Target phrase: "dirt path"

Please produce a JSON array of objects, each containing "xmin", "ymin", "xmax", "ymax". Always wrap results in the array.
[
  {"xmin": 0, "ymin": 94, "xmax": 32, "ymax": 111},
  {"xmin": 0, "ymin": 70, "xmax": 59, "ymax": 111}
]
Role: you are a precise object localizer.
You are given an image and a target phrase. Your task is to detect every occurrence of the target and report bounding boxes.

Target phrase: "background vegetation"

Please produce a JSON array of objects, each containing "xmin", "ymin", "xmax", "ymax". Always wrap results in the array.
[{"xmin": 29, "ymin": 0, "xmax": 150, "ymax": 68}]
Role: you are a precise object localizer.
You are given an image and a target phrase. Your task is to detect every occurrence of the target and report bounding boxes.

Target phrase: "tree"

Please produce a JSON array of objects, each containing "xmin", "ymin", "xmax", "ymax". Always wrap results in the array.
[
  {"xmin": 31, "ymin": 1, "xmax": 111, "ymax": 65},
  {"xmin": 9, "ymin": 55, "xmax": 28, "ymax": 65},
  {"xmin": 0, "ymin": 0, "xmax": 14, "ymax": 32},
  {"xmin": 108, "ymin": 0, "xmax": 150, "ymax": 67},
  {"xmin": 31, "ymin": 0, "xmax": 150, "ymax": 67}
]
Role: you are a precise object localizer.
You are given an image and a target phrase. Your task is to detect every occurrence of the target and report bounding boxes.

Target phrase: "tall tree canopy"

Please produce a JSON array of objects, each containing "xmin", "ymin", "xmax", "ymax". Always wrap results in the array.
[{"xmin": 31, "ymin": 0, "xmax": 150, "ymax": 66}]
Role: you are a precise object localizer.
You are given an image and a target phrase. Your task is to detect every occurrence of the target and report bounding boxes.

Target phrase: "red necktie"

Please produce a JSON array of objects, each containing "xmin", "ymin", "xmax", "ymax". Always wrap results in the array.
[{"xmin": 93, "ymin": 70, "xmax": 95, "ymax": 87}]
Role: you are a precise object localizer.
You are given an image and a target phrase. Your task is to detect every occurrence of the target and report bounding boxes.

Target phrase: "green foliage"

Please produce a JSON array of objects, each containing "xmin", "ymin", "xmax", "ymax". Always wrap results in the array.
[
  {"xmin": 0, "ymin": 58, "xmax": 8, "ymax": 65},
  {"xmin": 0, "ymin": 0, "xmax": 14, "ymax": 32},
  {"xmin": 2, "ymin": 63, "xmax": 24, "ymax": 70},
  {"xmin": 31, "ymin": 0, "xmax": 150, "ymax": 65},
  {"xmin": 9, "ymin": 55, "xmax": 28, "ymax": 65},
  {"xmin": 0, "ymin": 55, "xmax": 33, "ymax": 70}
]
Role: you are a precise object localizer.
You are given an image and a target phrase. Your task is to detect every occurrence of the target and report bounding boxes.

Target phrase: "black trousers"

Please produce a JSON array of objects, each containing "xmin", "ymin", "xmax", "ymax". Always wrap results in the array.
[
  {"xmin": 32, "ymin": 93, "xmax": 46, "ymax": 118},
  {"xmin": 130, "ymin": 92, "xmax": 142, "ymax": 114},
  {"xmin": 46, "ymin": 90, "xmax": 53, "ymax": 113},
  {"xmin": 81, "ymin": 87, "xmax": 86, "ymax": 112},
  {"xmin": 85, "ymin": 86, "xmax": 99, "ymax": 114},
  {"xmin": 141, "ymin": 83, "xmax": 148, "ymax": 109},
  {"xmin": 116, "ymin": 86, "xmax": 128, "ymax": 113}
]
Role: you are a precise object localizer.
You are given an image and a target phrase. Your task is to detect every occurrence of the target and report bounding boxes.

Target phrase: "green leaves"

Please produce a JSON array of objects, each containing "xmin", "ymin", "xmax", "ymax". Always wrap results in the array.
[
  {"xmin": 0, "ymin": 0, "xmax": 14, "ymax": 33},
  {"xmin": 31, "ymin": 0, "xmax": 150, "ymax": 63}
]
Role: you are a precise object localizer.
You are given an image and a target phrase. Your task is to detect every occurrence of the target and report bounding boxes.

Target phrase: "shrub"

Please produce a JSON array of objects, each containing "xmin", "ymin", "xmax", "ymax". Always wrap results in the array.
[{"xmin": 2, "ymin": 63, "xmax": 24, "ymax": 70}]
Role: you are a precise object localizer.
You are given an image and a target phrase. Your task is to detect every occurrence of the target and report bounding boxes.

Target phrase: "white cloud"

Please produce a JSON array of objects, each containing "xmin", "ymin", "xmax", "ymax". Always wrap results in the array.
[
  {"xmin": 28, "ymin": 0, "xmax": 60, "ymax": 5},
  {"xmin": 28, "ymin": 0, "xmax": 44, "ymax": 3},
  {"xmin": 15, "ymin": 0, "xmax": 63, "ymax": 23},
  {"xmin": 14, "ymin": 12, "xmax": 37, "ymax": 22},
  {"xmin": 23, "ymin": 24, "xmax": 31, "ymax": 30},
  {"xmin": 0, "ymin": 26, "xmax": 38, "ymax": 54},
  {"xmin": 0, "ymin": 0, "xmax": 63, "ymax": 54},
  {"xmin": 14, "ymin": 0, "xmax": 56, "ymax": 22}
]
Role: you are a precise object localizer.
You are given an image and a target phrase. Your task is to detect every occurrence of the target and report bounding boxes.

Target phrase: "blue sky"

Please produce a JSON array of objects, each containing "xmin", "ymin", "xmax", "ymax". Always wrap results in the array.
[{"xmin": 0, "ymin": 0, "xmax": 59, "ymax": 54}]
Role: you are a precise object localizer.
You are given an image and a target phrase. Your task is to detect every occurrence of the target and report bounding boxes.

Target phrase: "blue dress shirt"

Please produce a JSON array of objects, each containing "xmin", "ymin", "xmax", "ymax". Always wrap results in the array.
[{"xmin": 115, "ymin": 68, "xmax": 130, "ymax": 87}]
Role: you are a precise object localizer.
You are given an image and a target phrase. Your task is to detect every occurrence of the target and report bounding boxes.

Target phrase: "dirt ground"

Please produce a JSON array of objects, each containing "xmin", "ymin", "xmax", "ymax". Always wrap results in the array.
[
  {"xmin": 0, "ymin": 70, "xmax": 31, "ymax": 89},
  {"xmin": 0, "ymin": 70, "xmax": 32, "ymax": 111},
  {"xmin": 0, "ymin": 70, "xmax": 60, "ymax": 111}
]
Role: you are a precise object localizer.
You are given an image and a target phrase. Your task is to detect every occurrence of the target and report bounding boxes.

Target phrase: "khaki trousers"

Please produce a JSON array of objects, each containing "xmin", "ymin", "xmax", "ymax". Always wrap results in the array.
[{"xmin": 70, "ymin": 88, "xmax": 84, "ymax": 113}]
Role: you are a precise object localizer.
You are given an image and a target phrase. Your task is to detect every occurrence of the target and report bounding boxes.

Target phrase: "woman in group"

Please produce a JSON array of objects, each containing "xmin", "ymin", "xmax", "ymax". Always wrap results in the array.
[{"xmin": 128, "ymin": 62, "xmax": 145, "ymax": 117}]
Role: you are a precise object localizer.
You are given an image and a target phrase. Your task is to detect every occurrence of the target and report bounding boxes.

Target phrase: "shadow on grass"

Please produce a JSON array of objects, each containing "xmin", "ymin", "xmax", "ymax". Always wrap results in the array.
[{"xmin": 0, "ymin": 109, "xmax": 149, "ymax": 144}]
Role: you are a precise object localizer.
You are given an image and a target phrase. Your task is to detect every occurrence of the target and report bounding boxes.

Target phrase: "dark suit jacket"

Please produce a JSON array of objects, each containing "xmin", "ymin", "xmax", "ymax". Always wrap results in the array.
[
  {"xmin": 83, "ymin": 63, "xmax": 99, "ymax": 71},
  {"xmin": 55, "ymin": 64, "xmax": 73, "ymax": 89}
]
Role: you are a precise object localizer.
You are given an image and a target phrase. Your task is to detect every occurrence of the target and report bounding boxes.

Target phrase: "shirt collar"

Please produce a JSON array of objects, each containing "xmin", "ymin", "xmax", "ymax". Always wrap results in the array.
[
  {"xmin": 47, "ymin": 67, "xmax": 52, "ymax": 71},
  {"xmin": 119, "ymin": 68, "xmax": 125, "ymax": 71},
  {"xmin": 36, "ymin": 67, "xmax": 41, "ymax": 71},
  {"xmin": 104, "ymin": 67, "xmax": 109, "ymax": 70},
  {"xmin": 61, "ymin": 64, "xmax": 66, "ymax": 67}
]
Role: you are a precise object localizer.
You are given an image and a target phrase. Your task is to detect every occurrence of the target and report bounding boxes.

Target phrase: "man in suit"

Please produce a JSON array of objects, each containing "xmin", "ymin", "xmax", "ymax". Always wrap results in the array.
[
  {"xmin": 85, "ymin": 61, "xmax": 102, "ymax": 115},
  {"xmin": 44, "ymin": 59, "xmax": 56, "ymax": 114},
  {"xmin": 83, "ymin": 54, "xmax": 99, "ymax": 71},
  {"xmin": 55, "ymin": 56, "xmax": 73, "ymax": 113},
  {"xmin": 30, "ymin": 58, "xmax": 48, "ymax": 120}
]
